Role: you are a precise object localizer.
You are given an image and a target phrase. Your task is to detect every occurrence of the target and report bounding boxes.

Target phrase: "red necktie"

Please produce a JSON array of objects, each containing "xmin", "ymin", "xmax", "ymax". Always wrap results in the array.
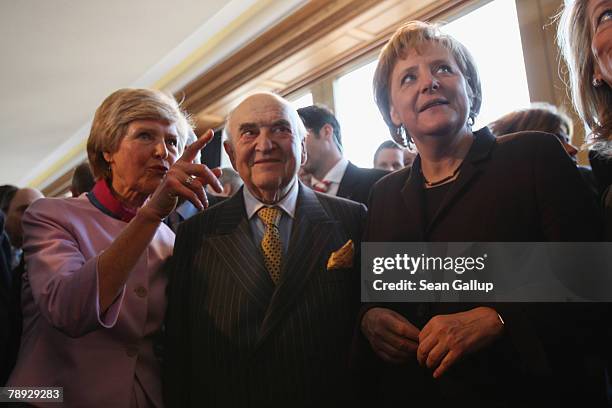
[{"xmin": 312, "ymin": 180, "xmax": 331, "ymax": 193}]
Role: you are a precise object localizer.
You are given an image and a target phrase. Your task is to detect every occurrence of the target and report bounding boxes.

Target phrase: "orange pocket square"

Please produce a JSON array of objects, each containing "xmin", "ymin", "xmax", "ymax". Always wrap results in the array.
[{"xmin": 326, "ymin": 239, "xmax": 354, "ymax": 270}]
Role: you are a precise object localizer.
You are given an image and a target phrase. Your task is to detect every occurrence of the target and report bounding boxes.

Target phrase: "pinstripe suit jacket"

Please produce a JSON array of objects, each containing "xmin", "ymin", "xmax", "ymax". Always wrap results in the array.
[{"xmin": 163, "ymin": 182, "xmax": 366, "ymax": 407}]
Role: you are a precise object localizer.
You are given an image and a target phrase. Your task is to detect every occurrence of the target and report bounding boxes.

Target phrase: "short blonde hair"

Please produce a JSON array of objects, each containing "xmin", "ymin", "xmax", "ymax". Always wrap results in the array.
[
  {"xmin": 87, "ymin": 88, "xmax": 192, "ymax": 180},
  {"xmin": 557, "ymin": 1, "xmax": 612, "ymax": 153},
  {"xmin": 373, "ymin": 21, "xmax": 482, "ymax": 146}
]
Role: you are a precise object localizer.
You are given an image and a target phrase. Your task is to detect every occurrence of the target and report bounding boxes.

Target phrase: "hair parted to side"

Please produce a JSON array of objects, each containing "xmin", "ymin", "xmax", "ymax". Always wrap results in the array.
[
  {"xmin": 557, "ymin": 1, "xmax": 612, "ymax": 154},
  {"xmin": 296, "ymin": 104, "xmax": 343, "ymax": 152},
  {"xmin": 489, "ymin": 102, "xmax": 573, "ymax": 140},
  {"xmin": 87, "ymin": 88, "xmax": 192, "ymax": 180},
  {"xmin": 373, "ymin": 20, "xmax": 482, "ymax": 146}
]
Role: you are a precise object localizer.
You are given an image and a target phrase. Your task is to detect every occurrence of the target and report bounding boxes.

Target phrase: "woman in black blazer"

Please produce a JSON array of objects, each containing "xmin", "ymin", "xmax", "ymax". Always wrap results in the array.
[{"xmin": 355, "ymin": 21, "xmax": 605, "ymax": 407}]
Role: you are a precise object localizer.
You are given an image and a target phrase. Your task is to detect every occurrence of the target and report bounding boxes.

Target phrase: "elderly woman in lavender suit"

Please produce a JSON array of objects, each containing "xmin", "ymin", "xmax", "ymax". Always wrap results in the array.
[{"xmin": 7, "ymin": 88, "xmax": 222, "ymax": 407}]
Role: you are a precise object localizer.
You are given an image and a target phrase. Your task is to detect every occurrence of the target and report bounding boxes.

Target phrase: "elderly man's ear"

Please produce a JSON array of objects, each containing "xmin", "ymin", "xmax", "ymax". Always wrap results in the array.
[{"xmin": 223, "ymin": 141, "xmax": 238, "ymax": 171}]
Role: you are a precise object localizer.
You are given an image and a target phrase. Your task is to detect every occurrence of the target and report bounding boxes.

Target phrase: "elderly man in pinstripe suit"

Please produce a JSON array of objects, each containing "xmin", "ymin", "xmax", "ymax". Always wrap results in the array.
[{"xmin": 163, "ymin": 93, "xmax": 367, "ymax": 407}]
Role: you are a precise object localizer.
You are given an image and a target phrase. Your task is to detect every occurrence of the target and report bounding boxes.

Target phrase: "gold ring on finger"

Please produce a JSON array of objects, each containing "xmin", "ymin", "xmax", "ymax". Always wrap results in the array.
[{"xmin": 184, "ymin": 175, "xmax": 197, "ymax": 186}]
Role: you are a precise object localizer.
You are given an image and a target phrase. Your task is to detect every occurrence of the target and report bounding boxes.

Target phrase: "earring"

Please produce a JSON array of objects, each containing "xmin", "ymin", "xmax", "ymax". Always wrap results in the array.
[
  {"xmin": 395, "ymin": 125, "xmax": 413, "ymax": 147},
  {"xmin": 395, "ymin": 125, "xmax": 406, "ymax": 147},
  {"xmin": 593, "ymin": 77, "xmax": 604, "ymax": 88}
]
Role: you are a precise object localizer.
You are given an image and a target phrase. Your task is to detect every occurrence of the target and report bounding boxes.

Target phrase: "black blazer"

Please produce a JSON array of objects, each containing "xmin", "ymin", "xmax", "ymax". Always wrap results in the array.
[
  {"xmin": 0, "ymin": 212, "xmax": 18, "ymax": 386},
  {"xmin": 337, "ymin": 161, "xmax": 388, "ymax": 206},
  {"xmin": 163, "ymin": 182, "xmax": 366, "ymax": 407},
  {"xmin": 355, "ymin": 128, "xmax": 606, "ymax": 406}
]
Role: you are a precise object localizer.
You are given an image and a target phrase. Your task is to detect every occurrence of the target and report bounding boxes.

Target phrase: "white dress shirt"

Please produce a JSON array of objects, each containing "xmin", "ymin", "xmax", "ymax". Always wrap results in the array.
[
  {"xmin": 243, "ymin": 178, "xmax": 299, "ymax": 255},
  {"xmin": 310, "ymin": 157, "xmax": 348, "ymax": 196}
]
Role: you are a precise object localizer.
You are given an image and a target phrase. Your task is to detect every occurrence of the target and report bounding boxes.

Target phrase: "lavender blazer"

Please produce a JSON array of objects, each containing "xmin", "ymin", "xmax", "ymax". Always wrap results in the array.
[{"xmin": 7, "ymin": 195, "xmax": 174, "ymax": 408}]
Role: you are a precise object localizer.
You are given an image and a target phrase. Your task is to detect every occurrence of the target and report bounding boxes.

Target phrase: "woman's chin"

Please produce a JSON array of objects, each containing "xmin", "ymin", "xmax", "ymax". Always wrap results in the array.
[{"xmin": 414, "ymin": 124, "xmax": 463, "ymax": 140}]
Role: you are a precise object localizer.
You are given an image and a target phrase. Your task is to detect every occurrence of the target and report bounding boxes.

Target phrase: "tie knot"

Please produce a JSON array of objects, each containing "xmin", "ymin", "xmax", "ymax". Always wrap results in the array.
[
  {"xmin": 312, "ymin": 180, "xmax": 331, "ymax": 193},
  {"xmin": 257, "ymin": 206, "xmax": 282, "ymax": 227}
]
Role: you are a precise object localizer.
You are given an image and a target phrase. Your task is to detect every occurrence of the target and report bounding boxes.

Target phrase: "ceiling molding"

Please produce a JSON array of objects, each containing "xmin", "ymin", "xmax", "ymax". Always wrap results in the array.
[
  {"xmin": 180, "ymin": 0, "xmax": 480, "ymax": 131},
  {"xmin": 31, "ymin": 0, "xmax": 484, "ymax": 196},
  {"xmin": 280, "ymin": 0, "xmax": 480, "ymax": 97},
  {"xmin": 152, "ymin": 0, "xmax": 305, "ymax": 92},
  {"xmin": 18, "ymin": 0, "xmax": 305, "ymax": 191},
  {"xmin": 42, "ymin": 167, "xmax": 74, "ymax": 198},
  {"xmin": 180, "ymin": 0, "xmax": 382, "ymax": 115}
]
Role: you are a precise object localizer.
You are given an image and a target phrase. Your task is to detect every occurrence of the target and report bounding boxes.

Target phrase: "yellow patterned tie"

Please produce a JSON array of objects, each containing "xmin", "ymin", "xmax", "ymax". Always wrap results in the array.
[{"xmin": 257, "ymin": 206, "xmax": 283, "ymax": 283}]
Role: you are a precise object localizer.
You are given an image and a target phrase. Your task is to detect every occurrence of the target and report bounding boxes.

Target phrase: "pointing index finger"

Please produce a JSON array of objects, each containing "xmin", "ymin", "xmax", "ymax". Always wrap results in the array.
[{"xmin": 180, "ymin": 129, "xmax": 214, "ymax": 163}]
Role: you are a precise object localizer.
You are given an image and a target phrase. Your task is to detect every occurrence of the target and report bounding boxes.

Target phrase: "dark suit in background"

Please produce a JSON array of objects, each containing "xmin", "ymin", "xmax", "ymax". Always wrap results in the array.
[
  {"xmin": 337, "ymin": 161, "xmax": 388, "ymax": 206},
  {"xmin": 590, "ymin": 149, "xmax": 612, "ymax": 195},
  {"xmin": 354, "ymin": 128, "xmax": 606, "ymax": 406},
  {"xmin": 296, "ymin": 104, "xmax": 388, "ymax": 207},
  {"xmin": 0, "ymin": 212, "xmax": 18, "ymax": 385},
  {"xmin": 165, "ymin": 194, "xmax": 226, "ymax": 233},
  {"xmin": 164, "ymin": 184, "xmax": 366, "ymax": 407}
]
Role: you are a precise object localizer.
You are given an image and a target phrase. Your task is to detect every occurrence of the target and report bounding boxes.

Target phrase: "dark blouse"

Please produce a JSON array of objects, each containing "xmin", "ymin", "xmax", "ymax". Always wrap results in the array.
[{"xmin": 423, "ymin": 182, "xmax": 453, "ymax": 227}]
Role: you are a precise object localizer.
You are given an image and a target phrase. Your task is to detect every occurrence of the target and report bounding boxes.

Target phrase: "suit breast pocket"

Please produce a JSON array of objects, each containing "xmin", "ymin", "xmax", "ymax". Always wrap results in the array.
[{"xmin": 320, "ymin": 267, "xmax": 354, "ymax": 283}]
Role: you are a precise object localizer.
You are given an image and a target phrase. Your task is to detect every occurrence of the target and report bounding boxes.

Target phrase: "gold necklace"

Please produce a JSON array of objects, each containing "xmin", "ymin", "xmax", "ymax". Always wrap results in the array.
[{"xmin": 423, "ymin": 166, "xmax": 461, "ymax": 188}]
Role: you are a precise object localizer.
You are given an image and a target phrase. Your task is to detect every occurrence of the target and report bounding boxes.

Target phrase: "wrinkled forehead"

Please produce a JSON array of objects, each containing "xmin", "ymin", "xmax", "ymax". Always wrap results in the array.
[
  {"xmin": 230, "ymin": 96, "xmax": 297, "ymax": 131},
  {"xmin": 230, "ymin": 97, "xmax": 291, "ymax": 123}
]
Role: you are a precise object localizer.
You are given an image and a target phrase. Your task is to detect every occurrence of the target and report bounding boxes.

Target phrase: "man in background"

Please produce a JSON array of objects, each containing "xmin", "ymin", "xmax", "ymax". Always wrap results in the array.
[
  {"xmin": 0, "ymin": 187, "xmax": 42, "ymax": 385},
  {"xmin": 3, "ymin": 187, "xmax": 43, "ymax": 273},
  {"xmin": 0, "ymin": 210, "xmax": 15, "ymax": 385},
  {"xmin": 206, "ymin": 167, "xmax": 243, "ymax": 198},
  {"xmin": 373, "ymin": 140, "xmax": 405, "ymax": 171},
  {"xmin": 297, "ymin": 104, "xmax": 387, "ymax": 206},
  {"xmin": 0, "ymin": 186, "xmax": 17, "ymax": 210},
  {"xmin": 70, "ymin": 162, "xmax": 95, "ymax": 197}
]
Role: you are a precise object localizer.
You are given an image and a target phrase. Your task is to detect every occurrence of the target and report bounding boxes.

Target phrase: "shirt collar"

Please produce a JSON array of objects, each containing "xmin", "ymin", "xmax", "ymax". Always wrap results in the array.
[
  {"xmin": 243, "ymin": 178, "xmax": 299, "ymax": 220},
  {"xmin": 88, "ymin": 179, "xmax": 138, "ymax": 222},
  {"xmin": 175, "ymin": 200, "xmax": 199, "ymax": 220},
  {"xmin": 311, "ymin": 157, "xmax": 348, "ymax": 185}
]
